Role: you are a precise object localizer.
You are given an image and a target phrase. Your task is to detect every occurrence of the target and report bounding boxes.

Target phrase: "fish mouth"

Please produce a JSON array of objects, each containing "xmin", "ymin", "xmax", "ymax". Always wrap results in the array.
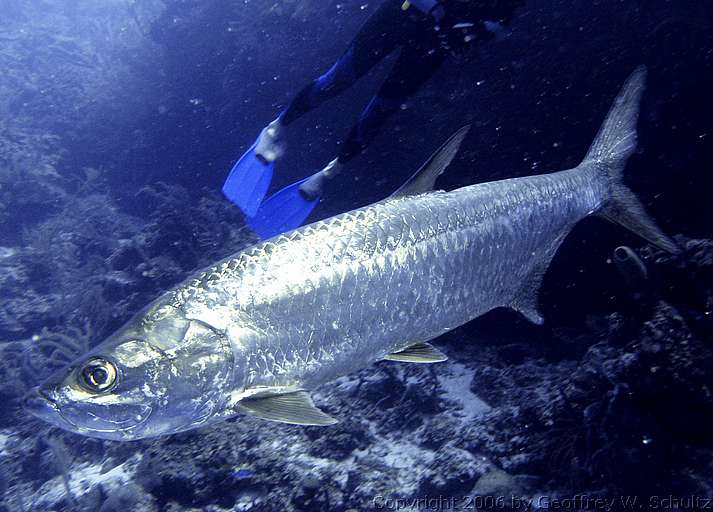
[
  {"xmin": 56, "ymin": 403, "xmax": 154, "ymax": 438},
  {"xmin": 23, "ymin": 387, "xmax": 153, "ymax": 439}
]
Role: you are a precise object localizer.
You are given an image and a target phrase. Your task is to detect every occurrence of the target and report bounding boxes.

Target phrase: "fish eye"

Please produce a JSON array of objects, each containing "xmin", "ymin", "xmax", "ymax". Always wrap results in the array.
[{"xmin": 78, "ymin": 357, "xmax": 118, "ymax": 393}]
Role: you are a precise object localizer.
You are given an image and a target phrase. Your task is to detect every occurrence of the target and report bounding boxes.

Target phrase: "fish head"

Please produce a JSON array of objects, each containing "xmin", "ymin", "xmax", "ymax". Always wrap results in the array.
[{"xmin": 25, "ymin": 301, "xmax": 234, "ymax": 441}]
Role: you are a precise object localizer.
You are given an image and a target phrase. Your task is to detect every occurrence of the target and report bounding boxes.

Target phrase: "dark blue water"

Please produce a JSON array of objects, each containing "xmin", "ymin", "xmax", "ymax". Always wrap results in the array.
[{"xmin": 1, "ymin": 1, "xmax": 712, "ymax": 510}]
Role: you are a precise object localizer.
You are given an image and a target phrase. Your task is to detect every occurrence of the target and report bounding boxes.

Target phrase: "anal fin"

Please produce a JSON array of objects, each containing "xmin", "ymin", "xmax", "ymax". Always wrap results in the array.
[
  {"xmin": 509, "ymin": 233, "xmax": 570, "ymax": 325},
  {"xmin": 383, "ymin": 342, "xmax": 448, "ymax": 363},
  {"xmin": 510, "ymin": 285, "xmax": 545, "ymax": 325},
  {"xmin": 237, "ymin": 391, "xmax": 338, "ymax": 426}
]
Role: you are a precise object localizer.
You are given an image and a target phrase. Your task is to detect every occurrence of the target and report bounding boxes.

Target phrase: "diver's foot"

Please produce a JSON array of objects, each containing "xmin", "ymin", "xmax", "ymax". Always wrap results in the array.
[
  {"xmin": 255, "ymin": 118, "xmax": 285, "ymax": 163},
  {"xmin": 299, "ymin": 158, "xmax": 342, "ymax": 201}
]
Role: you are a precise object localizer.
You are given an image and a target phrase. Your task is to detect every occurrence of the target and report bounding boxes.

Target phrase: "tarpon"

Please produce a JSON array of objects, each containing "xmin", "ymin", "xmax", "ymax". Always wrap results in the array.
[{"xmin": 25, "ymin": 68, "xmax": 677, "ymax": 440}]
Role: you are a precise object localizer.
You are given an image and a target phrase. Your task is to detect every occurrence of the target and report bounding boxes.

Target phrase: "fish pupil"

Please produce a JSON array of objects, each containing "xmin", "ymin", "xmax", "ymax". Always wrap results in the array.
[
  {"xmin": 79, "ymin": 358, "xmax": 117, "ymax": 392},
  {"xmin": 91, "ymin": 367, "xmax": 108, "ymax": 385}
]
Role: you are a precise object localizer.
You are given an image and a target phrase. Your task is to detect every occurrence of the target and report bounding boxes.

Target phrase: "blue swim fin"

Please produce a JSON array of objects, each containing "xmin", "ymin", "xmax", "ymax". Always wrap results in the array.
[
  {"xmin": 222, "ymin": 141, "xmax": 273, "ymax": 217},
  {"xmin": 247, "ymin": 177, "xmax": 319, "ymax": 239}
]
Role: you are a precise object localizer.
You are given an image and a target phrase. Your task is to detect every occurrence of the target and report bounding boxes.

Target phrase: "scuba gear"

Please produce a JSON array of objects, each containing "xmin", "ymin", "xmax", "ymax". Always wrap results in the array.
[
  {"xmin": 222, "ymin": 141, "xmax": 274, "ymax": 217},
  {"xmin": 247, "ymin": 158, "xmax": 341, "ymax": 239},
  {"xmin": 226, "ymin": 0, "xmax": 524, "ymax": 235}
]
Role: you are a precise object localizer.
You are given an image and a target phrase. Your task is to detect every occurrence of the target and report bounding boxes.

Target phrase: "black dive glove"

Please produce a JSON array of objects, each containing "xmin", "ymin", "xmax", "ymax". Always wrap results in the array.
[{"xmin": 428, "ymin": 2, "xmax": 479, "ymax": 58}]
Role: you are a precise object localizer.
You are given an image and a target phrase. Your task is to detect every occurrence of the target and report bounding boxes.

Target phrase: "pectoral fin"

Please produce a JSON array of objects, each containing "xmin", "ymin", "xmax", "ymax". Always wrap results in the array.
[
  {"xmin": 237, "ymin": 391, "xmax": 338, "ymax": 426},
  {"xmin": 383, "ymin": 342, "xmax": 448, "ymax": 363}
]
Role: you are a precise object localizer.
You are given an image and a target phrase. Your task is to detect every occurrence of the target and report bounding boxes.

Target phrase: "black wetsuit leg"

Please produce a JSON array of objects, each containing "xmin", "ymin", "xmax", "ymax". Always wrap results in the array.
[
  {"xmin": 337, "ymin": 41, "xmax": 447, "ymax": 163},
  {"xmin": 280, "ymin": 1, "xmax": 405, "ymax": 125}
]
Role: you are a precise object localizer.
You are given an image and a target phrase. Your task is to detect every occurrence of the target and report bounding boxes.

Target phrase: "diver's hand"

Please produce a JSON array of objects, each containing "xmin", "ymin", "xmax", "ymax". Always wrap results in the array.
[
  {"xmin": 425, "ymin": 1, "xmax": 478, "ymax": 58},
  {"xmin": 435, "ymin": 18, "xmax": 477, "ymax": 59}
]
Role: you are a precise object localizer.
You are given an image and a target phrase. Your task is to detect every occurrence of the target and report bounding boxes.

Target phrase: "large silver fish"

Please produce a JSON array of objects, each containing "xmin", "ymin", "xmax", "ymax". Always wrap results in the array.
[{"xmin": 25, "ymin": 68, "xmax": 677, "ymax": 440}]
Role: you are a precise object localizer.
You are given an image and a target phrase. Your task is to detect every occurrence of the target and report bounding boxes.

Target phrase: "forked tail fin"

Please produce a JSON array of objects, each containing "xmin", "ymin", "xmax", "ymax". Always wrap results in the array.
[{"xmin": 582, "ymin": 66, "xmax": 679, "ymax": 254}]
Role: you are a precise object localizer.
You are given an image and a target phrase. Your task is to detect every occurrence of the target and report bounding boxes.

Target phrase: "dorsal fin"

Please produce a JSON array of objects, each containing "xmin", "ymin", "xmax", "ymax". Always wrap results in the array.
[{"xmin": 391, "ymin": 125, "xmax": 470, "ymax": 197}]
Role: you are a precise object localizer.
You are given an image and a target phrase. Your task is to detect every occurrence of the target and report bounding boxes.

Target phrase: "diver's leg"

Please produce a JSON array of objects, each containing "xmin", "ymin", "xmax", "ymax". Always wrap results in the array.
[
  {"xmin": 298, "ymin": 48, "xmax": 447, "ymax": 200},
  {"xmin": 254, "ymin": 2, "xmax": 403, "ymax": 166},
  {"xmin": 335, "ymin": 46, "xmax": 448, "ymax": 165},
  {"xmin": 246, "ymin": 5, "xmax": 436, "ymax": 233},
  {"xmin": 279, "ymin": 1, "xmax": 403, "ymax": 126}
]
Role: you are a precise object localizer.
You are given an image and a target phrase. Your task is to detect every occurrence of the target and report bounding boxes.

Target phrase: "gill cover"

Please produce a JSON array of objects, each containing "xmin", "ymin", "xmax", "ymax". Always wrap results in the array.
[{"xmin": 32, "ymin": 302, "xmax": 234, "ymax": 440}]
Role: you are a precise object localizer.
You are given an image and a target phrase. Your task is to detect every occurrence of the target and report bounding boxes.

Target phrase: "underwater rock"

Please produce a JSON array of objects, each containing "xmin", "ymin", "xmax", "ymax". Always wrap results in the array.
[
  {"xmin": 290, "ymin": 473, "xmax": 331, "ymax": 512},
  {"xmin": 136, "ymin": 430, "xmax": 242, "ymax": 508},
  {"xmin": 638, "ymin": 237, "xmax": 713, "ymax": 334},
  {"xmin": 107, "ymin": 239, "xmax": 146, "ymax": 271},
  {"xmin": 0, "ymin": 247, "xmax": 58, "ymax": 337},
  {"xmin": 472, "ymin": 468, "xmax": 518, "ymax": 498},
  {"xmin": 0, "ymin": 340, "xmax": 32, "ymax": 427},
  {"xmin": 97, "ymin": 484, "xmax": 150, "ymax": 512},
  {"xmin": 419, "ymin": 445, "xmax": 485, "ymax": 496},
  {"xmin": 355, "ymin": 366, "xmax": 405, "ymax": 403},
  {"xmin": 418, "ymin": 417, "xmax": 460, "ymax": 450},
  {"xmin": 305, "ymin": 420, "xmax": 373, "ymax": 461}
]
